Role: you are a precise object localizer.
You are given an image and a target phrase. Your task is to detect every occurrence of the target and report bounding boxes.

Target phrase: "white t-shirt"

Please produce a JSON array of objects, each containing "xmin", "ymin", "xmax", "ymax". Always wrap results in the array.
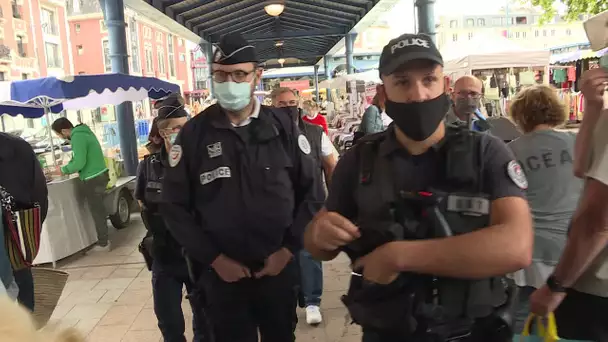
[
  {"xmin": 574, "ymin": 111, "xmax": 608, "ymax": 298},
  {"xmin": 321, "ymin": 132, "xmax": 337, "ymax": 157}
]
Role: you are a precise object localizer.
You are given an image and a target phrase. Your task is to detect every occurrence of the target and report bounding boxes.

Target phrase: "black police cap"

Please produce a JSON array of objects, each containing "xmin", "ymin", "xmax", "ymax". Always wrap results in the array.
[
  {"xmin": 155, "ymin": 93, "xmax": 187, "ymax": 120},
  {"xmin": 213, "ymin": 32, "xmax": 259, "ymax": 65},
  {"xmin": 379, "ymin": 33, "xmax": 443, "ymax": 77}
]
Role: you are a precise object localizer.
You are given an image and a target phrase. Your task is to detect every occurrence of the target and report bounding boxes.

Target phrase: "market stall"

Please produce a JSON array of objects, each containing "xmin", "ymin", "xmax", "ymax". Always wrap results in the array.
[
  {"xmin": 549, "ymin": 48, "xmax": 607, "ymax": 122},
  {"xmin": 441, "ymin": 35, "xmax": 550, "ymax": 117},
  {"xmin": 0, "ymin": 74, "xmax": 179, "ymax": 266}
]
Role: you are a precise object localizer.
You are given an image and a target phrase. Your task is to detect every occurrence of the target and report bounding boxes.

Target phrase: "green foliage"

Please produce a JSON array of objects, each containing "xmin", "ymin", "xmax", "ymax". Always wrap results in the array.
[{"xmin": 525, "ymin": 0, "xmax": 608, "ymax": 23}]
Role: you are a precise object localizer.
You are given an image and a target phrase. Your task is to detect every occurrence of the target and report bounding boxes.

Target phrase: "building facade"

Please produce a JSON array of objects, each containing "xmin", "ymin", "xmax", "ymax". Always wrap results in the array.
[
  {"xmin": 436, "ymin": 8, "xmax": 589, "ymax": 51},
  {"xmin": 0, "ymin": 0, "xmax": 72, "ymax": 81},
  {"xmin": 66, "ymin": 0, "xmax": 192, "ymax": 92}
]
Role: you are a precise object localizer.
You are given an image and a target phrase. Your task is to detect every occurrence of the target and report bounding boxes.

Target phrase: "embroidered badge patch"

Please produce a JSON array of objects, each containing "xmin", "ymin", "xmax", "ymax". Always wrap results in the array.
[
  {"xmin": 506, "ymin": 160, "xmax": 528, "ymax": 189},
  {"xmin": 207, "ymin": 142, "xmax": 222, "ymax": 158},
  {"xmin": 298, "ymin": 135, "xmax": 311, "ymax": 155},
  {"xmin": 200, "ymin": 166, "xmax": 231, "ymax": 185},
  {"xmin": 168, "ymin": 145, "xmax": 182, "ymax": 168}
]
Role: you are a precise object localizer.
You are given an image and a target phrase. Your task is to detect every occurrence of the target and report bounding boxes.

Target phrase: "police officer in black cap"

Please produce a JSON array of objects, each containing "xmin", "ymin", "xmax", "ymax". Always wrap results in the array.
[
  {"xmin": 135, "ymin": 93, "xmax": 205, "ymax": 342},
  {"xmin": 304, "ymin": 33, "xmax": 534, "ymax": 341},
  {"xmin": 161, "ymin": 32, "xmax": 323, "ymax": 342}
]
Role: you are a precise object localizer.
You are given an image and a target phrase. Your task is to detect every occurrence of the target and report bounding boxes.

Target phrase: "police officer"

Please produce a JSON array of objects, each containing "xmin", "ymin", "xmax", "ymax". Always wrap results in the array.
[
  {"xmin": 304, "ymin": 33, "xmax": 534, "ymax": 341},
  {"xmin": 161, "ymin": 33, "xmax": 322, "ymax": 342},
  {"xmin": 270, "ymin": 87, "xmax": 338, "ymax": 325},
  {"xmin": 135, "ymin": 94, "xmax": 204, "ymax": 342}
]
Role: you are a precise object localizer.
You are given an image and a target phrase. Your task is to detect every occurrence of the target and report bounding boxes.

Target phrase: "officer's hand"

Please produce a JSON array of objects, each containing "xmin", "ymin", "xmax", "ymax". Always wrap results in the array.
[
  {"xmin": 310, "ymin": 211, "xmax": 361, "ymax": 251},
  {"xmin": 580, "ymin": 68, "xmax": 608, "ymax": 111},
  {"xmin": 353, "ymin": 242, "xmax": 400, "ymax": 285},
  {"xmin": 211, "ymin": 254, "xmax": 251, "ymax": 283},
  {"xmin": 255, "ymin": 248, "xmax": 293, "ymax": 278}
]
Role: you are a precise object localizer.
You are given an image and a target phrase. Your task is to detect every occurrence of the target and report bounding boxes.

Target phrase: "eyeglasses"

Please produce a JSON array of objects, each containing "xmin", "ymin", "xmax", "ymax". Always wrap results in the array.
[
  {"xmin": 456, "ymin": 91, "xmax": 482, "ymax": 99},
  {"xmin": 159, "ymin": 126, "xmax": 182, "ymax": 138},
  {"xmin": 212, "ymin": 69, "xmax": 255, "ymax": 83}
]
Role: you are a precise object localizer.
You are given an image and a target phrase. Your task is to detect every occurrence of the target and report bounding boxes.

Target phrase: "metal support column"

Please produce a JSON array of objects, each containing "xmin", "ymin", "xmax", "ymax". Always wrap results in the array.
[
  {"xmin": 206, "ymin": 42, "xmax": 215, "ymax": 98},
  {"xmin": 345, "ymin": 33, "xmax": 356, "ymax": 74},
  {"xmin": 323, "ymin": 56, "xmax": 332, "ymax": 101},
  {"xmin": 100, "ymin": 0, "xmax": 138, "ymax": 176},
  {"xmin": 313, "ymin": 65, "xmax": 320, "ymax": 102},
  {"xmin": 415, "ymin": 0, "xmax": 436, "ymax": 44}
]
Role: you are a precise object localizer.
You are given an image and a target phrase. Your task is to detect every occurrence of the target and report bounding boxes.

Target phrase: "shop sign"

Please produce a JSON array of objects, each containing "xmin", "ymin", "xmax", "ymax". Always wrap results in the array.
[{"xmin": 280, "ymin": 80, "xmax": 310, "ymax": 92}]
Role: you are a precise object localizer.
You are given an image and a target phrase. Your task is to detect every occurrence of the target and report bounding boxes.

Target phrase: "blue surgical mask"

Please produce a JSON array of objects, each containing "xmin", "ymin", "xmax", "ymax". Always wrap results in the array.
[
  {"xmin": 169, "ymin": 132, "xmax": 179, "ymax": 144},
  {"xmin": 213, "ymin": 81, "xmax": 253, "ymax": 111}
]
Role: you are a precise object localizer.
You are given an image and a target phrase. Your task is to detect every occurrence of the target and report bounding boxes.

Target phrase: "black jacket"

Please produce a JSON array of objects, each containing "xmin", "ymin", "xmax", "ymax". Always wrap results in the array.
[
  {"xmin": 0, "ymin": 133, "xmax": 48, "ymax": 221},
  {"xmin": 161, "ymin": 103, "xmax": 324, "ymax": 270},
  {"xmin": 135, "ymin": 149, "xmax": 183, "ymax": 262}
]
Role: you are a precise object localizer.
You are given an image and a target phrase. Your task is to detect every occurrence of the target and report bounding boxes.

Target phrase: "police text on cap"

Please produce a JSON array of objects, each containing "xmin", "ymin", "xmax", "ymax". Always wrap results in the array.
[{"xmin": 391, "ymin": 37, "xmax": 430, "ymax": 54}]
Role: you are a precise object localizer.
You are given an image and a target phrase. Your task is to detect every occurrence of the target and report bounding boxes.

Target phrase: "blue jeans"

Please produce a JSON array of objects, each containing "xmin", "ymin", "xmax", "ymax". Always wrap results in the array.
[
  {"xmin": 152, "ymin": 259, "xmax": 204, "ymax": 342},
  {"xmin": 298, "ymin": 249, "xmax": 323, "ymax": 306}
]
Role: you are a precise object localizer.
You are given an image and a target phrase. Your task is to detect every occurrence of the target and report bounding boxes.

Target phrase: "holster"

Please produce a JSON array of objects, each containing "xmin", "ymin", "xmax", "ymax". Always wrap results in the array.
[{"xmin": 138, "ymin": 235, "xmax": 154, "ymax": 271}]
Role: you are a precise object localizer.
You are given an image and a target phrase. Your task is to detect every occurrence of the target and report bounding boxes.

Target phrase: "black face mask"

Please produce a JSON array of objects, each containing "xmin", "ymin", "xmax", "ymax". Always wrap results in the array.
[
  {"xmin": 385, "ymin": 93, "xmax": 451, "ymax": 141},
  {"xmin": 281, "ymin": 105, "xmax": 300, "ymax": 122}
]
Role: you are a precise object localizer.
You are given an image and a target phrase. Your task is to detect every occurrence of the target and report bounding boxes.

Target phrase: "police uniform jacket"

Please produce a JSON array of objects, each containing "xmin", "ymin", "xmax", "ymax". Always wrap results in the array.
[
  {"xmin": 161, "ymin": 99, "xmax": 323, "ymax": 270},
  {"xmin": 135, "ymin": 149, "xmax": 183, "ymax": 261},
  {"xmin": 330, "ymin": 124, "xmax": 528, "ymax": 322}
]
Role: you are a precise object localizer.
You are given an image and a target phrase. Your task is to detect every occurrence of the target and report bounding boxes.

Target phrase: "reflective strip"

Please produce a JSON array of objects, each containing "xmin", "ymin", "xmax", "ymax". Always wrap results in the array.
[{"xmin": 146, "ymin": 181, "xmax": 162, "ymax": 190}]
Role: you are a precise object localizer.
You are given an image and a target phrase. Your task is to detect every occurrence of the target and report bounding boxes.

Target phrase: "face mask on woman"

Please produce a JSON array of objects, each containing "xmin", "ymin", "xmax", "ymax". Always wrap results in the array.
[{"xmin": 213, "ymin": 78, "xmax": 254, "ymax": 112}]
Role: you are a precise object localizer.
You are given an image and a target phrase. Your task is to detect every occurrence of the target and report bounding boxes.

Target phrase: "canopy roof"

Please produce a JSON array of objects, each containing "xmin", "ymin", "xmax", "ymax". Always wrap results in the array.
[{"xmin": 144, "ymin": 0, "xmax": 382, "ymax": 67}]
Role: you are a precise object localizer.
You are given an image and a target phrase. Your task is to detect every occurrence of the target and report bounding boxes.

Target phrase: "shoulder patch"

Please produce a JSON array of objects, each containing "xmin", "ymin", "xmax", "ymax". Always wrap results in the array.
[
  {"xmin": 298, "ymin": 134, "xmax": 311, "ymax": 155},
  {"xmin": 506, "ymin": 160, "xmax": 528, "ymax": 189},
  {"xmin": 168, "ymin": 145, "xmax": 183, "ymax": 168}
]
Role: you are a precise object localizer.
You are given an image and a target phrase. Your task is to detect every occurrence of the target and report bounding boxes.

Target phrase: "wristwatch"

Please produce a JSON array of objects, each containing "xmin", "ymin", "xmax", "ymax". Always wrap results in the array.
[{"xmin": 546, "ymin": 275, "xmax": 568, "ymax": 293}]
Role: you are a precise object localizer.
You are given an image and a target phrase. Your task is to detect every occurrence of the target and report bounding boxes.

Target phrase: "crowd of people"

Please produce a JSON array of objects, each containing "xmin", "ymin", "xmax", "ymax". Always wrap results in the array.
[{"xmin": 1, "ymin": 29, "xmax": 608, "ymax": 342}]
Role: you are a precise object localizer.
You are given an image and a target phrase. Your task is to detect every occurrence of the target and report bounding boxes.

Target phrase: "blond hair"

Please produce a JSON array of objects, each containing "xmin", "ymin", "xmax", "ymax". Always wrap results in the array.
[
  {"xmin": 0, "ymin": 296, "xmax": 85, "ymax": 342},
  {"xmin": 509, "ymin": 84, "xmax": 567, "ymax": 133},
  {"xmin": 302, "ymin": 100, "xmax": 319, "ymax": 111}
]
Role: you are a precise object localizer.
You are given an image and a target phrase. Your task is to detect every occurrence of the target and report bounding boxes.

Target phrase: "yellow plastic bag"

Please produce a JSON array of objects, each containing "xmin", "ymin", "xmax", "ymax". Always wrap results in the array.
[
  {"xmin": 517, "ymin": 313, "xmax": 559, "ymax": 342},
  {"xmin": 105, "ymin": 157, "xmax": 118, "ymax": 189}
]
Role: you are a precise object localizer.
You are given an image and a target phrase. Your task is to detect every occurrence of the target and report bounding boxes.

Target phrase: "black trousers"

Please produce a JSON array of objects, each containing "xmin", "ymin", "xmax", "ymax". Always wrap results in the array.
[
  {"xmin": 554, "ymin": 289, "xmax": 608, "ymax": 342},
  {"xmin": 201, "ymin": 261, "xmax": 298, "ymax": 342}
]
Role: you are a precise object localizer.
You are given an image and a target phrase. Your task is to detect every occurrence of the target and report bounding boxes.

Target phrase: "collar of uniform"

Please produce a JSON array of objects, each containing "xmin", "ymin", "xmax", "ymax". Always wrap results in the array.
[
  {"xmin": 209, "ymin": 97, "xmax": 260, "ymax": 129},
  {"xmin": 379, "ymin": 125, "xmax": 446, "ymax": 157},
  {"xmin": 231, "ymin": 97, "xmax": 261, "ymax": 127}
]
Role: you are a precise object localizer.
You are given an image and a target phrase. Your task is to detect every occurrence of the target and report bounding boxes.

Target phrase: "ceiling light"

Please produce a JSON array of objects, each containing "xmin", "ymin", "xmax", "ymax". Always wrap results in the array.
[
  {"xmin": 278, "ymin": 58, "xmax": 286, "ymax": 66},
  {"xmin": 264, "ymin": 3, "xmax": 285, "ymax": 17},
  {"xmin": 275, "ymin": 41, "xmax": 284, "ymax": 47}
]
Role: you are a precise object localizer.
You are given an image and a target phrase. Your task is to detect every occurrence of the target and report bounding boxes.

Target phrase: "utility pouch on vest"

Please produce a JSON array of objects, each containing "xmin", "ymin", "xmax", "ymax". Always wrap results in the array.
[{"xmin": 341, "ymin": 273, "xmax": 419, "ymax": 337}]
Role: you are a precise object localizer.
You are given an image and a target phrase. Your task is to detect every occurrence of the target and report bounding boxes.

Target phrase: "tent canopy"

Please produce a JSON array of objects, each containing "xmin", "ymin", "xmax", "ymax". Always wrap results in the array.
[{"xmin": 441, "ymin": 35, "xmax": 550, "ymax": 76}]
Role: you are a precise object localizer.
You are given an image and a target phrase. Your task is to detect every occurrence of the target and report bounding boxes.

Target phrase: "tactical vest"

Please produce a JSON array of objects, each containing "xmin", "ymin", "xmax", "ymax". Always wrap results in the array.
[{"xmin": 350, "ymin": 125, "xmax": 507, "ymax": 325}]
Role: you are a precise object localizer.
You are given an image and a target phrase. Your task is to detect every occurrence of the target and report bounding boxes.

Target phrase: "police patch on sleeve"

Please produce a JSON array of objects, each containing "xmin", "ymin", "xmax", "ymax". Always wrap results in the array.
[
  {"xmin": 168, "ymin": 145, "xmax": 183, "ymax": 168},
  {"xmin": 506, "ymin": 160, "xmax": 528, "ymax": 189},
  {"xmin": 298, "ymin": 135, "xmax": 311, "ymax": 155}
]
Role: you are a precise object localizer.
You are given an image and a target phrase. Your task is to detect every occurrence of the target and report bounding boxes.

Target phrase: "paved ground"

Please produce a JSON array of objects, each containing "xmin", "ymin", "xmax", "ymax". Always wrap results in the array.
[{"xmin": 49, "ymin": 216, "xmax": 362, "ymax": 341}]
